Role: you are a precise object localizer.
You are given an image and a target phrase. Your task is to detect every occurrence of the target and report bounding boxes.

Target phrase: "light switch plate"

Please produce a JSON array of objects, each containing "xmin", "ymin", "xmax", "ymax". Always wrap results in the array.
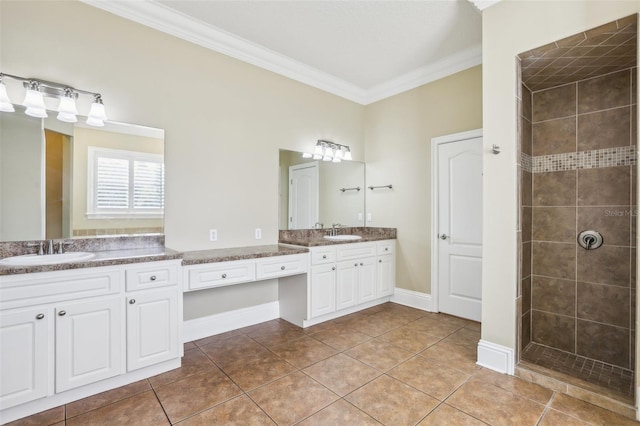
[
  {"xmin": 209, "ymin": 229, "xmax": 218, "ymax": 241},
  {"xmin": 255, "ymin": 228, "xmax": 262, "ymax": 239}
]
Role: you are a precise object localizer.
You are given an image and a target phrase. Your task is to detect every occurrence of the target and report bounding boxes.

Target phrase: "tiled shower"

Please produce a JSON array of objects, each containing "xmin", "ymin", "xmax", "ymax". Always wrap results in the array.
[{"xmin": 517, "ymin": 15, "xmax": 637, "ymax": 404}]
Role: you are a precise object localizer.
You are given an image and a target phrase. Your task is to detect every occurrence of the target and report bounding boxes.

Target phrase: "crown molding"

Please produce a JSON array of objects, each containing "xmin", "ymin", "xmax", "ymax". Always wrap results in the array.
[
  {"xmin": 82, "ymin": 0, "xmax": 481, "ymax": 105},
  {"xmin": 468, "ymin": 0, "xmax": 503, "ymax": 11},
  {"xmin": 363, "ymin": 45, "xmax": 482, "ymax": 104}
]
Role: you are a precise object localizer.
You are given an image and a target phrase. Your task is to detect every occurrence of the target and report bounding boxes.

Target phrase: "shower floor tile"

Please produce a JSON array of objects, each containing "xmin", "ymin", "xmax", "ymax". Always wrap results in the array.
[{"xmin": 521, "ymin": 342, "xmax": 634, "ymax": 403}]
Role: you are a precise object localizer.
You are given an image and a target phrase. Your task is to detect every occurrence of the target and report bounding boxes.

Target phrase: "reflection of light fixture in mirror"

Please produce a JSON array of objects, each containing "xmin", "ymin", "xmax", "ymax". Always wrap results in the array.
[
  {"xmin": 57, "ymin": 88, "xmax": 78, "ymax": 123},
  {"xmin": 0, "ymin": 72, "xmax": 107, "ymax": 126},
  {"xmin": 304, "ymin": 139, "xmax": 352, "ymax": 162},
  {"xmin": 0, "ymin": 78, "xmax": 14, "ymax": 112}
]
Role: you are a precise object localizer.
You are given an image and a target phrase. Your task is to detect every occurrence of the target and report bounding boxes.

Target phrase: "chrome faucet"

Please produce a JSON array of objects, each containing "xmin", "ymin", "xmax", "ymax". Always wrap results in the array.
[
  {"xmin": 27, "ymin": 241, "xmax": 45, "ymax": 255},
  {"xmin": 314, "ymin": 222, "xmax": 324, "ymax": 230},
  {"xmin": 46, "ymin": 240, "xmax": 54, "ymax": 255},
  {"xmin": 330, "ymin": 223, "xmax": 342, "ymax": 236}
]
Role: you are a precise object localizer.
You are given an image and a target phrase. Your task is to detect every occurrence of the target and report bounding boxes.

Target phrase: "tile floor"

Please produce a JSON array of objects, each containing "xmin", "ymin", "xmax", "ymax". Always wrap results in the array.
[
  {"xmin": 7, "ymin": 303, "xmax": 640, "ymax": 425},
  {"xmin": 521, "ymin": 342, "xmax": 634, "ymax": 403}
]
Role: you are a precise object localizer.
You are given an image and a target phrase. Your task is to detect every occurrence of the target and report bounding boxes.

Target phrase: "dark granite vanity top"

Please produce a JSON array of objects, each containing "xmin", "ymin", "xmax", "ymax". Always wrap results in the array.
[
  {"xmin": 182, "ymin": 244, "xmax": 308, "ymax": 266},
  {"xmin": 278, "ymin": 227, "xmax": 397, "ymax": 247}
]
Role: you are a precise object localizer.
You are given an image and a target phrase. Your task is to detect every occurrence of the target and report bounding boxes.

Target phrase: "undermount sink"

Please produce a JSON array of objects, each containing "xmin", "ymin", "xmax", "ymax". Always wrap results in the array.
[
  {"xmin": 0, "ymin": 252, "xmax": 96, "ymax": 266},
  {"xmin": 323, "ymin": 235, "xmax": 363, "ymax": 241}
]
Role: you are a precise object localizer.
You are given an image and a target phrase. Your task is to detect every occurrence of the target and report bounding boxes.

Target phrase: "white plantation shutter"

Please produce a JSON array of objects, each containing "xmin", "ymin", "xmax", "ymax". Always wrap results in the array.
[{"xmin": 87, "ymin": 147, "xmax": 164, "ymax": 218}]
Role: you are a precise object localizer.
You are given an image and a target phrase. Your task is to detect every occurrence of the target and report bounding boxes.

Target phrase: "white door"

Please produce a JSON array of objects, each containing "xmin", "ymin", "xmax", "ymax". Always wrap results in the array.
[
  {"xmin": 376, "ymin": 255, "xmax": 395, "ymax": 298},
  {"xmin": 436, "ymin": 134, "xmax": 483, "ymax": 321},
  {"xmin": 127, "ymin": 290, "xmax": 178, "ymax": 371},
  {"xmin": 55, "ymin": 297, "xmax": 122, "ymax": 392},
  {"xmin": 357, "ymin": 257, "xmax": 376, "ymax": 304},
  {"xmin": 289, "ymin": 163, "xmax": 319, "ymax": 229},
  {"xmin": 310, "ymin": 264, "xmax": 336, "ymax": 318},
  {"xmin": 336, "ymin": 261, "xmax": 358, "ymax": 310},
  {"xmin": 0, "ymin": 308, "xmax": 50, "ymax": 409}
]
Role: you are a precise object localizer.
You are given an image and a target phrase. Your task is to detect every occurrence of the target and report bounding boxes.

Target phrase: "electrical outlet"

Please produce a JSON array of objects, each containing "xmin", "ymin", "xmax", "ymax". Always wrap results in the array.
[
  {"xmin": 366, "ymin": 213, "xmax": 372, "ymax": 222},
  {"xmin": 209, "ymin": 229, "xmax": 218, "ymax": 241},
  {"xmin": 358, "ymin": 212, "xmax": 363, "ymax": 221},
  {"xmin": 255, "ymin": 228, "xmax": 262, "ymax": 239}
]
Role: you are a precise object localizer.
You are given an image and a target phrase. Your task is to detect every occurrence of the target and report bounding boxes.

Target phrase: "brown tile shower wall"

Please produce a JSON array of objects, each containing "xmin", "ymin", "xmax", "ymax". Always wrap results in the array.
[
  {"xmin": 529, "ymin": 69, "xmax": 637, "ymax": 369},
  {"xmin": 519, "ymin": 82, "xmax": 533, "ymax": 353}
]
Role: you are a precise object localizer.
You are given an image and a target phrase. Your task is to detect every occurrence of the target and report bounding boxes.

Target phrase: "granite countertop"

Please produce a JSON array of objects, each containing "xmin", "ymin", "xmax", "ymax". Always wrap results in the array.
[
  {"xmin": 182, "ymin": 244, "xmax": 308, "ymax": 266},
  {"xmin": 0, "ymin": 247, "xmax": 183, "ymax": 276},
  {"xmin": 278, "ymin": 227, "xmax": 397, "ymax": 247}
]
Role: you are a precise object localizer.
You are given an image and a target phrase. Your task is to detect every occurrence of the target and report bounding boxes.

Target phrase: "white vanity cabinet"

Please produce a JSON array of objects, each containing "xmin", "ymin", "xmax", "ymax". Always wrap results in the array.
[
  {"xmin": 308, "ymin": 240, "xmax": 395, "ymax": 320},
  {"xmin": 0, "ymin": 259, "xmax": 182, "ymax": 419}
]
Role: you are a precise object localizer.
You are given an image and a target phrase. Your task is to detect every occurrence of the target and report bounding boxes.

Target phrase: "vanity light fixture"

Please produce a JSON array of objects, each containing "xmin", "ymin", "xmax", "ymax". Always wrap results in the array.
[
  {"xmin": 0, "ymin": 72, "xmax": 107, "ymax": 126},
  {"xmin": 303, "ymin": 139, "xmax": 352, "ymax": 163}
]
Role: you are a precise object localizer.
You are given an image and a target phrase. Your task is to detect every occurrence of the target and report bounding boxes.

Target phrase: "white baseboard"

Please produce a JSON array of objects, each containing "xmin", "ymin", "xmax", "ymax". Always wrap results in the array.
[
  {"xmin": 477, "ymin": 339, "xmax": 515, "ymax": 375},
  {"xmin": 183, "ymin": 301, "xmax": 280, "ymax": 342},
  {"xmin": 390, "ymin": 288, "xmax": 433, "ymax": 311}
]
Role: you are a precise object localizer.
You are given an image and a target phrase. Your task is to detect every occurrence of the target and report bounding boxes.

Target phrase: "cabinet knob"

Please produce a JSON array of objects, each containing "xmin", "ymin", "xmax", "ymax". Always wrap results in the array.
[
  {"xmin": 58, "ymin": 310, "xmax": 66, "ymax": 316},
  {"xmin": 129, "ymin": 299, "xmax": 136, "ymax": 304},
  {"xmin": 379, "ymin": 259, "xmax": 382, "ymax": 263},
  {"xmin": 222, "ymin": 273, "xmax": 227, "ymax": 279},
  {"xmin": 281, "ymin": 266, "xmax": 286, "ymax": 270},
  {"xmin": 385, "ymin": 247, "xmax": 389, "ymax": 251},
  {"xmin": 150, "ymin": 275, "xmax": 157, "ymax": 281},
  {"xmin": 332, "ymin": 267, "xmax": 336, "ymax": 271},
  {"xmin": 36, "ymin": 313, "xmax": 45, "ymax": 320},
  {"xmin": 360, "ymin": 263, "xmax": 363, "ymax": 266},
  {"xmin": 322, "ymin": 255, "xmax": 327, "ymax": 259},
  {"xmin": 354, "ymin": 263, "xmax": 358, "ymax": 267}
]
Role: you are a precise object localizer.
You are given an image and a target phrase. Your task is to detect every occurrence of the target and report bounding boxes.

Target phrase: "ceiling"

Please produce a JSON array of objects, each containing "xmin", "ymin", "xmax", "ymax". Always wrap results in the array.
[{"xmin": 84, "ymin": 0, "xmax": 483, "ymax": 104}]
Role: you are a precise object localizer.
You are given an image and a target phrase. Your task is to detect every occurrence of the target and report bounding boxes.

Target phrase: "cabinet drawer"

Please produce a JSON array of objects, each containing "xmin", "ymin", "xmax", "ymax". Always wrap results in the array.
[
  {"xmin": 310, "ymin": 247, "xmax": 336, "ymax": 265},
  {"xmin": 336, "ymin": 243, "xmax": 376, "ymax": 261},
  {"xmin": 377, "ymin": 240, "xmax": 395, "ymax": 256},
  {"xmin": 125, "ymin": 261, "xmax": 179, "ymax": 291},
  {"xmin": 186, "ymin": 260, "xmax": 256, "ymax": 291},
  {"xmin": 256, "ymin": 254, "xmax": 308, "ymax": 280},
  {"xmin": 0, "ymin": 268, "xmax": 122, "ymax": 310}
]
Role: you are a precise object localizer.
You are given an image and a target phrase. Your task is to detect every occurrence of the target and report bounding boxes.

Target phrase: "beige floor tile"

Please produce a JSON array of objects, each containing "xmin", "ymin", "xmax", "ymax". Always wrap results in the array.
[
  {"xmin": 464, "ymin": 321, "xmax": 482, "ymax": 331},
  {"xmin": 377, "ymin": 326, "xmax": 442, "ymax": 353},
  {"xmin": 310, "ymin": 326, "xmax": 372, "ymax": 351},
  {"xmin": 345, "ymin": 375, "xmax": 439, "ymax": 426},
  {"xmin": 149, "ymin": 348, "xmax": 217, "ymax": 388},
  {"xmin": 420, "ymin": 341, "xmax": 481, "ymax": 375},
  {"xmin": 198, "ymin": 335, "xmax": 269, "ymax": 368},
  {"xmin": 551, "ymin": 393, "xmax": 639, "ymax": 425},
  {"xmin": 436, "ymin": 314, "xmax": 474, "ymax": 327},
  {"xmin": 66, "ymin": 390, "xmax": 168, "ymax": 426},
  {"xmin": 446, "ymin": 379, "xmax": 546, "ymax": 425},
  {"xmin": 418, "ymin": 403, "xmax": 487, "ymax": 425},
  {"xmin": 472, "ymin": 368, "xmax": 553, "ymax": 405},
  {"xmin": 154, "ymin": 368, "xmax": 242, "ymax": 423},
  {"xmin": 346, "ymin": 314, "xmax": 407, "ymax": 337},
  {"xmin": 5, "ymin": 406, "xmax": 65, "ymax": 426},
  {"xmin": 241, "ymin": 319, "xmax": 300, "ymax": 337},
  {"xmin": 65, "ymin": 379, "xmax": 150, "ymax": 419},
  {"xmin": 302, "ymin": 320, "xmax": 340, "ymax": 335},
  {"xmin": 538, "ymin": 409, "xmax": 593, "ymax": 426},
  {"xmin": 248, "ymin": 371, "xmax": 339, "ymax": 426},
  {"xmin": 303, "ymin": 353, "xmax": 381, "ymax": 396},
  {"xmin": 183, "ymin": 341, "xmax": 197, "ymax": 351},
  {"xmin": 441, "ymin": 327, "xmax": 481, "ymax": 348},
  {"xmin": 346, "ymin": 339, "xmax": 415, "ymax": 371},
  {"xmin": 176, "ymin": 395, "xmax": 275, "ymax": 425},
  {"xmin": 270, "ymin": 336, "xmax": 337, "ymax": 368},
  {"xmin": 405, "ymin": 317, "xmax": 464, "ymax": 338},
  {"xmin": 297, "ymin": 399, "xmax": 381, "ymax": 425},
  {"xmin": 223, "ymin": 352, "xmax": 297, "ymax": 391},
  {"xmin": 193, "ymin": 329, "xmax": 244, "ymax": 347},
  {"xmin": 388, "ymin": 357, "xmax": 471, "ymax": 400},
  {"xmin": 251, "ymin": 327, "xmax": 307, "ymax": 348}
]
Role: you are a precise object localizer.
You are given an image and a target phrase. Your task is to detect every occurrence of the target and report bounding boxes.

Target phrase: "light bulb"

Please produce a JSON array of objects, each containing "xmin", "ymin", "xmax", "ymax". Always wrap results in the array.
[
  {"xmin": 57, "ymin": 112, "xmax": 78, "ymax": 123},
  {"xmin": 332, "ymin": 158, "xmax": 341, "ymax": 163},
  {"xmin": 313, "ymin": 144, "xmax": 324, "ymax": 156},
  {"xmin": 312, "ymin": 154, "xmax": 323, "ymax": 160},
  {"xmin": 324, "ymin": 146, "xmax": 333, "ymax": 157},
  {"xmin": 343, "ymin": 149, "xmax": 352, "ymax": 161},
  {"xmin": 57, "ymin": 91, "xmax": 78, "ymax": 122},
  {"xmin": 322, "ymin": 155, "xmax": 332, "ymax": 162},
  {"xmin": 302, "ymin": 152, "xmax": 312, "ymax": 158},
  {"xmin": 0, "ymin": 81, "xmax": 14, "ymax": 112},
  {"xmin": 335, "ymin": 148, "xmax": 344, "ymax": 159},
  {"xmin": 25, "ymin": 106, "xmax": 48, "ymax": 118}
]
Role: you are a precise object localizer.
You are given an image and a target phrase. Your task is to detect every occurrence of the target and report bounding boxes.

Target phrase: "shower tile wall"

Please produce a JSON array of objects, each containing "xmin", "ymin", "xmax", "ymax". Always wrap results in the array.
[{"xmin": 527, "ymin": 69, "xmax": 637, "ymax": 369}]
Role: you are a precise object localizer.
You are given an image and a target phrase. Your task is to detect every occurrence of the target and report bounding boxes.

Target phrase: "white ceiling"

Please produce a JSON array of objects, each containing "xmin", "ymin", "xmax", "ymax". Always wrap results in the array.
[{"xmin": 84, "ymin": 0, "xmax": 483, "ymax": 104}]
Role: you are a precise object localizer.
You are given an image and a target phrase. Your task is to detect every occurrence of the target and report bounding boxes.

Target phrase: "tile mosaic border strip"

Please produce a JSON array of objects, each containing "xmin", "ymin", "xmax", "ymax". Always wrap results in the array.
[{"xmin": 521, "ymin": 146, "xmax": 636, "ymax": 173}]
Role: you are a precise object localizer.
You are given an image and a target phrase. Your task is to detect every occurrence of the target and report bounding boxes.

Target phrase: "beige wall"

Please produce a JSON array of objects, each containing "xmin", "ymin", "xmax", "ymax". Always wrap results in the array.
[
  {"xmin": 364, "ymin": 66, "xmax": 482, "ymax": 293},
  {"xmin": 482, "ymin": 0, "xmax": 639, "ymax": 350}
]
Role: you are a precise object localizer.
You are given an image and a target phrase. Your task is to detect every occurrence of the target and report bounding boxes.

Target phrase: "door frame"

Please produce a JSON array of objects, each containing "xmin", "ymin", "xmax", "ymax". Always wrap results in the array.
[
  {"xmin": 288, "ymin": 162, "xmax": 319, "ymax": 229},
  {"xmin": 430, "ymin": 128, "xmax": 483, "ymax": 314}
]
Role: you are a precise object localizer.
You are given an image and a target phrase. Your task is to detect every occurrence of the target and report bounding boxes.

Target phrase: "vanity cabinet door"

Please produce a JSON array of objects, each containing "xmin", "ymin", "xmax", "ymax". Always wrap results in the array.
[
  {"xmin": 55, "ymin": 296, "xmax": 122, "ymax": 393},
  {"xmin": 377, "ymin": 255, "xmax": 395, "ymax": 297},
  {"xmin": 126, "ymin": 289, "xmax": 178, "ymax": 372},
  {"xmin": 0, "ymin": 308, "xmax": 51, "ymax": 409},
  {"xmin": 336, "ymin": 261, "xmax": 358, "ymax": 310},
  {"xmin": 357, "ymin": 257, "xmax": 377, "ymax": 304},
  {"xmin": 310, "ymin": 264, "xmax": 336, "ymax": 318}
]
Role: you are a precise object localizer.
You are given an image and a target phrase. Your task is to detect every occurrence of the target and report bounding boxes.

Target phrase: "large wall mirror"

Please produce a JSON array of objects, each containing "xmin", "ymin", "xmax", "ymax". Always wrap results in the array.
[
  {"xmin": 279, "ymin": 149, "xmax": 365, "ymax": 230},
  {"xmin": 0, "ymin": 108, "xmax": 164, "ymax": 242}
]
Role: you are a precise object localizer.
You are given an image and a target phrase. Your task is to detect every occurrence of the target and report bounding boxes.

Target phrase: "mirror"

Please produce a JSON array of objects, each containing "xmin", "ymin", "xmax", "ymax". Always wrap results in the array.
[
  {"xmin": 279, "ymin": 149, "xmax": 365, "ymax": 230},
  {"xmin": 0, "ymin": 108, "xmax": 165, "ymax": 242}
]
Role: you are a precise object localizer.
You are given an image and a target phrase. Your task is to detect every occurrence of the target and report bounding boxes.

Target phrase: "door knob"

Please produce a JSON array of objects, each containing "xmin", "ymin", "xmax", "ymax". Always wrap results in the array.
[
  {"xmin": 439, "ymin": 234, "xmax": 448, "ymax": 240},
  {"xmin": 58, "ymin": 310, "xmax": 66, "ymax": 316},
  {"xmin": 129, "ymin": 299, "xmax": 136, "ymax": 304}
]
